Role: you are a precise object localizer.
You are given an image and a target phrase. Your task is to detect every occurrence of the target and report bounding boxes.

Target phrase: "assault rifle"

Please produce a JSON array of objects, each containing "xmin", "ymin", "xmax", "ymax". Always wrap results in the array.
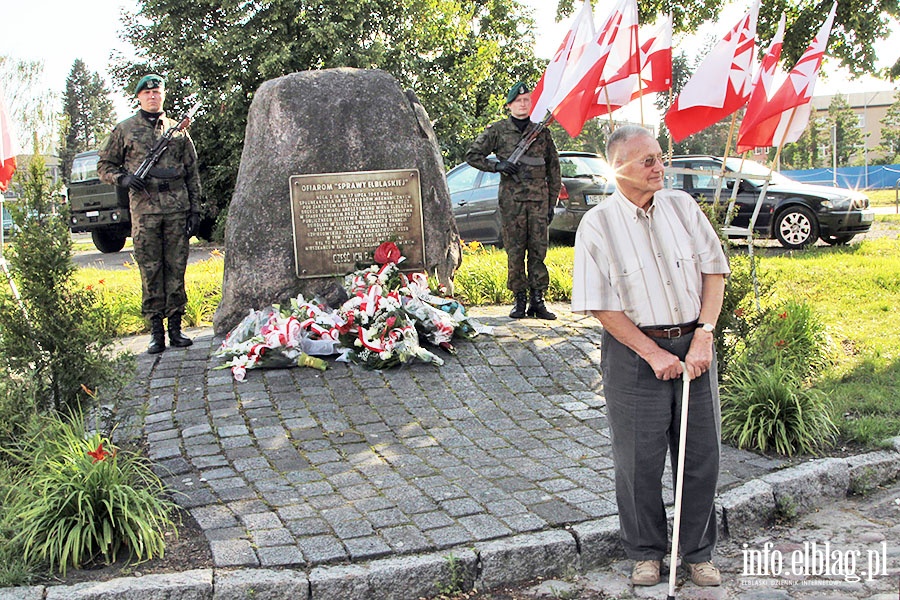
[
  {"xmin": 133, "ymin": 100, "xmax": 202, "ymax": 184},
  {"xmin": 505, "ymin": 113, "xmax": 552, "ymax": 183}
]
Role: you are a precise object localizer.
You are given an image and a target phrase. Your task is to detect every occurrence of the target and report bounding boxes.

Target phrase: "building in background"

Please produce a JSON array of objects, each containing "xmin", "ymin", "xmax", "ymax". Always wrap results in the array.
[{"xmin": 810, "ymin": 90, "xmax": 896, "ymax": 164}]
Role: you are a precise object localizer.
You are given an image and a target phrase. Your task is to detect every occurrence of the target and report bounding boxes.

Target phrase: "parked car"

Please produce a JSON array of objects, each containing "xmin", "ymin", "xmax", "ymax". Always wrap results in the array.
[
  {"xmin": 666, "ymin": 156, "xmax": 874, "ymax": 249},
  {"xmin": 447, "ymin": 151, "xmax": 614, "ymax": 245}
]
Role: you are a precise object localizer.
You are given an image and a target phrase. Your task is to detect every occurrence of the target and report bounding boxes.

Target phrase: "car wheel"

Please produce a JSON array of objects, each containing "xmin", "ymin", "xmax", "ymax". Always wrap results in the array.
[
  {"xmin": 821, "ymin": 233, "xmax": 856, "ymax": 246},
  {"xmin": 774, "ymin": 206, "xmax": 819, "ymax": 249},
  {"xmin": 91, "ymin": 229, "xmax": 127, "ymax": 253}
]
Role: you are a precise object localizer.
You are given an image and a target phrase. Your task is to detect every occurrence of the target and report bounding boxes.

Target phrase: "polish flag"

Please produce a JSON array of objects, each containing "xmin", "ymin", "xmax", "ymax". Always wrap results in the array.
[
  {"xmin": 550, "ymin": 0, "xmax": 640, "ymax": 137},
  {"xmin": 530, "ymin": 1, "xmax": 595, "ymax": 122},
  {"xmin": 664, "ymin": 0, "xmax": 759, "ymax": 142},
  {"xmin": 0, "ymin": 86, "xmax": 19, "ymax": 192},
  {"xmin": 736, "ymin": 4, "xmax": 836, "ymax": 151},
  {"xmin": 591, "ymin": 16, "xmax": 673, "ymax": 117}
]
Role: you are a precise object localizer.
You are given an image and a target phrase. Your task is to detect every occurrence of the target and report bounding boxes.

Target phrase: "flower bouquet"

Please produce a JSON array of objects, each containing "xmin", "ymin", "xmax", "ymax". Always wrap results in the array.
[
  {"xmin": 215, "ymin": 300, "xmax": 338, "ymax": 381},
  {"xmin": 216, "ymin": 241, "xmax": 485, "ymax": 379},
  {"xmin": 337, "ymin": 281, "xmax": 444, "ymax": 369}
]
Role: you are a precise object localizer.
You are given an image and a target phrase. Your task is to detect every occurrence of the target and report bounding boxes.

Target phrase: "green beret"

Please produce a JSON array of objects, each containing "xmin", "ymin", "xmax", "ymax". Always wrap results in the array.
[
  {"xmin": 134, "ymin": 74, "xmax": 165, "ymax": 96},
  {"xmin": 506, "ymin": 81, "xmax": 530, "ymax": 104}
]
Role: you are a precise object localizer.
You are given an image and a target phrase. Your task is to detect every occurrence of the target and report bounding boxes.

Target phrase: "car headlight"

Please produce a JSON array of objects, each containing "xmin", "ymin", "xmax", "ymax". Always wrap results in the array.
[{"xmin": 821, "ymin": 197, "xmax": 852, "ymax": 210}]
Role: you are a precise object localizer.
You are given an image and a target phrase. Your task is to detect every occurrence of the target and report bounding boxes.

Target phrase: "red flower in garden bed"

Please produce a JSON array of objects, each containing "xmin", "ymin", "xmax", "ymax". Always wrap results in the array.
[{"xmin": 87, "ymin": 442, "xmax": 113, "ymax": 463}]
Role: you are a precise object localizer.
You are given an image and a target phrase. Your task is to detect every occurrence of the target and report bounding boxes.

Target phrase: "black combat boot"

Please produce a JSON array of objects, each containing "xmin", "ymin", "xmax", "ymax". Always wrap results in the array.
[
  {"xmin": 168, "ymin": 314, "xmax": 194, "ymax": 348},
  {"xmin": 147, "ymin": 316, "xmax": 166, "ymax": 354},
  {"xmin": 527, "ymin": 289, "xmax": 557, "ymax": 320},
  {"xmin": 509, "ymin": 291, "xmax": 528, "ymax": 319}
]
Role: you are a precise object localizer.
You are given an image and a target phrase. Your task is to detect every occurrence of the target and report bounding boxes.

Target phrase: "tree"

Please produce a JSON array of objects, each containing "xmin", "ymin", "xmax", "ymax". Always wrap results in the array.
[
  {"xmin": 553, "ymin": 0, "xmax": 900, "ymax": 80},
  {"xmin": 827, "ymin": 94, "xmax": 863, "ymax": 167},
  {"xmin": 781, "ymin": 116, "xmax": 828, "ymax": 169},
  {"xmin": 0, "ymin": 56, "xmax": 57, "ymax": 154},
  {"xmin": 58, "ymin": 60, "xmax": 117, "ymax": 182},
  {"xmin": 112, "ymin": 0, "xmax": 540, "ymax": 240},
  {"xmin": 877, "ymin": 89, "xmax": 900, "ymax": 162},
  {"xmin": 0, "ymin": 139, "xmax": 122, "ymax": 413}
]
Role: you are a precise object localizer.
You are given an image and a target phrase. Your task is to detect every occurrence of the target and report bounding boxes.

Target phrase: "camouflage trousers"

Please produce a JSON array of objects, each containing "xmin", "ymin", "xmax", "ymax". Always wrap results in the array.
[
  {"xmin": 132, "ymin": 212, "xmax": 189, "ymax": 319},
  {"xmin": 499, "ymin": 197, "xmax": 550, "ymax": 292}
]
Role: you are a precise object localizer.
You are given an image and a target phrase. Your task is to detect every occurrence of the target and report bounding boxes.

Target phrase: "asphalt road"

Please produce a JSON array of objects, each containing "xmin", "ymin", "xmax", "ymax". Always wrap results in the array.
[{"xmin": 72, "ymin": 240, "xmax": 222, "ymax": 270}]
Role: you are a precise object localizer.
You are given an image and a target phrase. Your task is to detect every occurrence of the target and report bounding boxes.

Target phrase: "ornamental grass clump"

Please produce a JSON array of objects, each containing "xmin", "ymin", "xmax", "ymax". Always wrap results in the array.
[
  {"xmin": 721, "ymin": 360, "xmax": 838, "ymax": 456},
  {"xmin": 5, "ymin": 414, "xmax": 177, "ymax": 575}
]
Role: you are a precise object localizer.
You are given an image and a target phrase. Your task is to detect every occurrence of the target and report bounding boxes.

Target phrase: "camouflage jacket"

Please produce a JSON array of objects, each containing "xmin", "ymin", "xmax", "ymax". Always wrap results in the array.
[
  {"xmin": 98, "ymin": 111, "xmax": 201, "ymax": 216},
  {"xmin": 464, "ymin": 117, "xmax": 561, "ymax": 204}
]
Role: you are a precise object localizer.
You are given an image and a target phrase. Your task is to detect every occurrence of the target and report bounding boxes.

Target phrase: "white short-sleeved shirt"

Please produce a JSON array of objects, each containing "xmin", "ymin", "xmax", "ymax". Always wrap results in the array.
[{"xmin": 571, "ymin": 188, "xmax": 731, "ymax": 327}]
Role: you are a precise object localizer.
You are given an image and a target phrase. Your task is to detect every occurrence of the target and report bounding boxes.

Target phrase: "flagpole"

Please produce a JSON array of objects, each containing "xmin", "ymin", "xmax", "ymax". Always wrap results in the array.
[
  {"xmin": 603, "ymin": 88, "xmax": 616, "ymax": 131},
  {"xmin": 713, "ymin": 114, "xmax": 739, "ymax": 207},
  {"xmin": 634, "ymin": 17, "xmax": 644, "ymax": 127}
]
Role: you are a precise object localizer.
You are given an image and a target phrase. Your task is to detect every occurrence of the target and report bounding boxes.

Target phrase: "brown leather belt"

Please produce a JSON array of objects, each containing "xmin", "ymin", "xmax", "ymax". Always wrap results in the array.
[{"xmin": 640, "ymin": 322, "xmax": 698, "ymax": 339}]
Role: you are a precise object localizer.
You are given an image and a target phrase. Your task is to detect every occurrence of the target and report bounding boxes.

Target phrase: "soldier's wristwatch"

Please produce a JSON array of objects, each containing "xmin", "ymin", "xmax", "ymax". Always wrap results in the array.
[{"xmin": 697, "ymin": 322, "xmax": 715, "ymax": 333}]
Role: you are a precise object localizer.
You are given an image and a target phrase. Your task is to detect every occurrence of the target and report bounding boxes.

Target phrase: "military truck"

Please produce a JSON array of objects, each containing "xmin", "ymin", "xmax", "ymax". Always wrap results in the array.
[{"xmin": 67, "ymin": 150, "xmax": 131, "ymax": 253}]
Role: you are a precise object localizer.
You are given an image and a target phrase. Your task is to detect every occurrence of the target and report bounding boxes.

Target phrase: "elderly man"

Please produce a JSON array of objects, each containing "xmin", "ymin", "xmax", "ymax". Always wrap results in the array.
[
  {"xmin": 99, "ymin": 73, "xmax": 202, "ymax": 354},
  {"xmin": 465, "ymin": 81, "xmax": 561, "ymax": 320},
  {"xmin": 571, "ymin": 125, "xmax": 729, "ymax": 587}
]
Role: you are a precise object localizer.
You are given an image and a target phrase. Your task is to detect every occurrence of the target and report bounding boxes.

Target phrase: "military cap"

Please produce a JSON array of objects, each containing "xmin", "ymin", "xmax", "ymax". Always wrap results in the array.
[
  {"xmin": 134, "ymin": 74, "xmax": 165, "ymax": 96},
  {"xmin": 506, "ymin": 81, "xmax": 530, "ymax": 104}
]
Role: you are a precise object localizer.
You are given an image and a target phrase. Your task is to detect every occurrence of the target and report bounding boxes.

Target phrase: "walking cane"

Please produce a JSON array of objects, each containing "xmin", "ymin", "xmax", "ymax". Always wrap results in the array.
[{"xmin": 666, "ymin": 363, "xmax": 691, "ymax": 600}]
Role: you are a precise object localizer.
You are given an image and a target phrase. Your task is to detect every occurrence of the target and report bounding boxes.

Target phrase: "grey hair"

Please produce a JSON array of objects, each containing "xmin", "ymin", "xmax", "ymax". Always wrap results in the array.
[{"xmin": 606, "ymin": 125, "xmax": 655, "ymax": 163}]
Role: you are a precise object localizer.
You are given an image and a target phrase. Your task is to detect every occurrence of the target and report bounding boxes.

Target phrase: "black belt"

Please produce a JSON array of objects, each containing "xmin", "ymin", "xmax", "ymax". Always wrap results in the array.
[
  {"xmin": 640, "ymin": 322, "xmax": 698, "ymax": 339},
  {"xmin": 145, "ymin": 177, "xmax": 184, "ymax": 193}
]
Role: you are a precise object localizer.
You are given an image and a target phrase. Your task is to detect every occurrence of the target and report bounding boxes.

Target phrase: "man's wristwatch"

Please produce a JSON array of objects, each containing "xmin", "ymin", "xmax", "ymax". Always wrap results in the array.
[{"xmin": 697, "ymin": 322, "xmax": 715, "ymax": 333}]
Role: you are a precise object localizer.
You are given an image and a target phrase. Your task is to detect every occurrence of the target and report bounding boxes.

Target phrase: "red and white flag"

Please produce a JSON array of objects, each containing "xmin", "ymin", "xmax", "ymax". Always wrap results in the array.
[
  {"xmin": 550, "ymin": 0, "xmax": 640, "ymax": 137},
  {"xmin": 591, "ymin": 16, "xmax": 673, "ymax": 117},
  {"xmin": 0, "ymin": 85, "xmax": 19, "ymax": 192},
  {"xmin": 530, "ymin": 1, "xmax": 595, "ymax": 122},
  {"xmin": 735, "ymin": 13, "xmax": 787, "ymax": 152},
  {"xmin": 736, "ymin": 4, "xmax": 836, "ymax": 151},
  {"xmin": 664, "ymin": 0, "xmax": 759, "ymax": 142}
]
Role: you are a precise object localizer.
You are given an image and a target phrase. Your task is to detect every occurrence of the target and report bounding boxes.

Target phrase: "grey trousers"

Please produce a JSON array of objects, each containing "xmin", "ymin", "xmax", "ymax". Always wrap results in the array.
[{"xmin": 599, "ymin": 329, "xmax": 721, "ymax": 563}]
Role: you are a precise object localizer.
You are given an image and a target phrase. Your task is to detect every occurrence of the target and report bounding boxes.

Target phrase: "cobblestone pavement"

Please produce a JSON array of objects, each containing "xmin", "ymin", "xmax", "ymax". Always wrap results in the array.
[
  {"xmin": 101, "ymin": 304, "xmax": 900, "ymax": 600},
  {"xmin": 116, "ymin": 305, "xmax": 785, "ymax": 572}
]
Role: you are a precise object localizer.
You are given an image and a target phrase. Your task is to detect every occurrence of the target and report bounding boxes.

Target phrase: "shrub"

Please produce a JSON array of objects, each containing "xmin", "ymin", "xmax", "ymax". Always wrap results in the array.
[
  {"xmin": 0, "ymin": 152, "xmax": 125, "ymax": 413},
  {"xmin": 740, "ymin": 300, "xmax": 834, "ymax": 381},
  {"xmin": 5, "ymin": 413, "xmax": 177, "ymax": 575},
  {"xmin": 715, "ymin": 253, "xmax": 773, "ymax": 374},
  {"xmin": 721, "ymin": 359, "xmax": 838, "ymax": 456}
]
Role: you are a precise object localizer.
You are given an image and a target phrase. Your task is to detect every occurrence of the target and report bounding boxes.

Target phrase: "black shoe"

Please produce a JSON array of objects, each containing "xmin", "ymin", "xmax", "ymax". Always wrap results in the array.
[
  {"xmin": 167, "ymin": 314, "xmax": 193, "ymax": 348},
  {"xmin": 509, "ymin": 291, "xmax": 528, "ymax": 319},
  {"xmin": 148, "ymin": 316, "xmax": 166, "ymax": 354},
  {"xmin": 526, "ymin": 289, "xmax": 557, "ymax": 320}
]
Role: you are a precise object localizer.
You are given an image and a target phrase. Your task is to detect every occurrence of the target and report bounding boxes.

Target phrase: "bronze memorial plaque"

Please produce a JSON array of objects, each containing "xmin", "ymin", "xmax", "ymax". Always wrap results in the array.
[{"xmin": 289, "ymin": 169, "xmax": 425, "ymax": 278}]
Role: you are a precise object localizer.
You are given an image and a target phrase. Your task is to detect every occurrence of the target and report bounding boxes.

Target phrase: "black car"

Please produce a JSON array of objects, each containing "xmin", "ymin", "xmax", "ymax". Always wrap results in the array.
[
  {"xmin": 667, "ymin": 156, "xmax": 874, "ymax": 249},
  {"xmin": 447, "ymin": 151, "xmax": 614, "ymax": 245}
]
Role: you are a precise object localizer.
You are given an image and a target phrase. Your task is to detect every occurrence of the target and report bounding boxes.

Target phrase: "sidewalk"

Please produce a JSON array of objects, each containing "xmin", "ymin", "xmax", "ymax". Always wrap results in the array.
[{"xmin": 14, "ymin": 305, "xmax": 900, "ymax": 599}]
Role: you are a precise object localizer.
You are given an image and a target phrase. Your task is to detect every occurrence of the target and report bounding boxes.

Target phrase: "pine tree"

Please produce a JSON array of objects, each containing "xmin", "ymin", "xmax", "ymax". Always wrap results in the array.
[{"xmin": 57, "ymin": 60, "xmax": 116, "ymax": 181}]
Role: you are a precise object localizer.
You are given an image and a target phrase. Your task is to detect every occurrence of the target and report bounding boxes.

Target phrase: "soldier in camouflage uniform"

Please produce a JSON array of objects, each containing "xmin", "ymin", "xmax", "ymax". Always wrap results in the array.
[
  {"xmin": 465, "ymin": 81, "xmax": 561, "ymax": 319},
  {"xmin": 98, "ymin": 74, "xmax": 202, "ymax": 354}
]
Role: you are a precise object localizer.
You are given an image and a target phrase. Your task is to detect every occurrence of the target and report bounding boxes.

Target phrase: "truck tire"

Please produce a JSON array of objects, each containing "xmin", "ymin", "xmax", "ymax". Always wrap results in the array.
[{"xmin": 91, "ymin": 229, "xmax": 127, "ymax": 253}]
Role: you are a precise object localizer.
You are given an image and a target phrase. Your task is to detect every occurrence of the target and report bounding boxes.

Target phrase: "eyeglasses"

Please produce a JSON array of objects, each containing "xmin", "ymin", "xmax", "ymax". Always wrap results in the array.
[{"xmin": 636, "ymin": 154, "xmax": 664, "ymax": 168}]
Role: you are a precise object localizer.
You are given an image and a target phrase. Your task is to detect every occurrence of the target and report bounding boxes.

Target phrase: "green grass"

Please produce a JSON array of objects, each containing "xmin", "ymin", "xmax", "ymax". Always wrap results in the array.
[
  {"xmin": 758, "ymin": 235, "xmax": 900, "ymax": 445},
  {"xmin": 865, "ymin": 188, "xmax": 900, "ymax": 208}
]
